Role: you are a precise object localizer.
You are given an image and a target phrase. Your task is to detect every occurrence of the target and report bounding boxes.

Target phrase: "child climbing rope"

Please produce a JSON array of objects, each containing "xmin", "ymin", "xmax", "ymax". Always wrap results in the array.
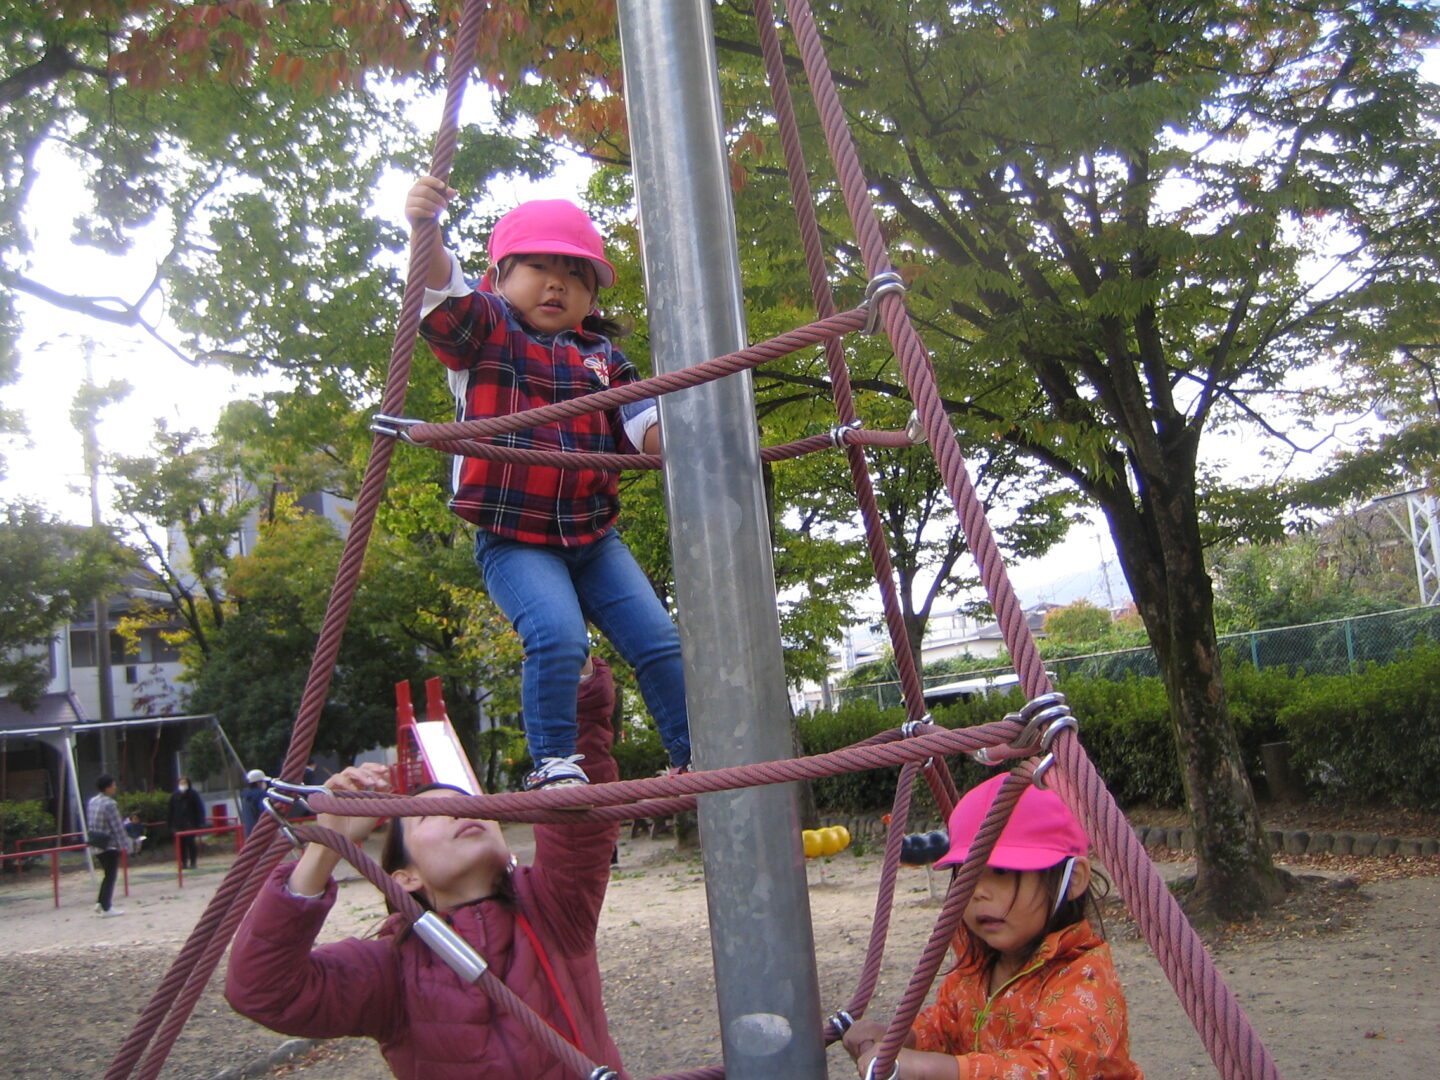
[
  {"xmin": 841, "ymin": 773, "xmax": 1144, "ymax": 1080},
  {"xmin": 225, "ymin": 657, "xmax": 631, "ymax": 1080},
  {"xmin": 404, "ymin": 175, "xmax": 690, "ymax": 790}
]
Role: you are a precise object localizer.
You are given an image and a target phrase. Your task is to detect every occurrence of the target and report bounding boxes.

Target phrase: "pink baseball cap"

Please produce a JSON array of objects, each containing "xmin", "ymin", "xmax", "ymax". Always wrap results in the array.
[
  {"xmin": 935, "ymin": 773, "xmax": 1089, "ymax": 871},
  {"xmin": 485, "ymin": 199, "xmax": 616, "ymax": 290}
]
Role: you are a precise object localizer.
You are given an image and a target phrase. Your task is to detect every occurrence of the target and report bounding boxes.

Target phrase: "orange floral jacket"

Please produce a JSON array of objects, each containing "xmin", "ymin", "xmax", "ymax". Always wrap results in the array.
[{"xmin": 911, "ymin": 920, "xmax": 1144, "ymax": 1080}]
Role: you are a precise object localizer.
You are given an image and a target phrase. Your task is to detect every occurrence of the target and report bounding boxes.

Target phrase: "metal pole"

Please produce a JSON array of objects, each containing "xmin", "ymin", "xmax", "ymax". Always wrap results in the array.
[{"xmin": 616, "ymin": 3, "xmax": 826, "ymax": 1078}]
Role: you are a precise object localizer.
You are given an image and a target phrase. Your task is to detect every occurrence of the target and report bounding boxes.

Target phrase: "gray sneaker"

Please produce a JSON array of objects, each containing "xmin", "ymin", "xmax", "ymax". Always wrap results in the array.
[{"xmin": 523, "ymin": 755, "xmax": 589, "ymax": 790}]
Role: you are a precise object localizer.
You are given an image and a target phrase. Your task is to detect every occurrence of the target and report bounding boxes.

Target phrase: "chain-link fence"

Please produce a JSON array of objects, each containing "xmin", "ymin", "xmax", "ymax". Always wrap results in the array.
[{"xmin": 831, "ymin": 605, "xmax": 1440, "ymax": 708}]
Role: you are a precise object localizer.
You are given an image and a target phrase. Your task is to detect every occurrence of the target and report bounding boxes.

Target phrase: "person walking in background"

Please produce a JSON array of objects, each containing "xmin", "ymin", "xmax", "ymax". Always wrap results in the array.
[
  {"xmin": 87, "ymin": 774, "xmax": 138, "ymax": 916},
  {"xmin": 168, "ymin": 776, "xmax": 206, "ymax": 869},
  {"xmin": 240, "ymin": 769, "xmax": 268, "ymax": 837}
]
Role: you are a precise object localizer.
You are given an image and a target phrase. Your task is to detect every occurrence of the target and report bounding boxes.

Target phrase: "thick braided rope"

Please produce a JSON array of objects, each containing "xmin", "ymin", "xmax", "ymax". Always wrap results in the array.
[
  {"xmin": 423, "ymin": 424, "xmax": 918, "ymax": 472},
  {"xmin": 305, "ymin": 718, "xmax": 1028, "ymax": 821},
  {"xmin": 402, "ymin": 306, "xmax": 867, "ymax": 444},
  {"xmin": 752, "ymin": 0, "xmax": 930, "ymax": 724},
  {"xmin": 780, "ymin": 0, "xmax": 1049, "ymax": 703},
  {"xmin": 833, "ymin": 759, "xmax": 922, "ymax": 1035},
  {"xmin": 104, "ymin": 5, "xmax": 491, "ymax": 1078},
  {"xmin": 1050, "ymin": 729, "xmax": 1278, "ymax": 1080},
  {"xmin": 778, "ymin": 4, "xmax": 1282, "ymax": 1077},
  {"xmin": 285, "ymin": 825, "xmax": 613, "ymax": 1080},
  {"xmin": 868, "ymin": 769, "xmax": 1030, "ymax": 1077}
]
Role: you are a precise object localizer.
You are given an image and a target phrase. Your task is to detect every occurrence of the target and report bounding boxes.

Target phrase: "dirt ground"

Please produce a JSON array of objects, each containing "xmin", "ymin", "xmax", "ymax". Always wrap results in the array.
[{"xmin": 2, "ymin": 815, "xmax": 1437, "ymax": 1080}]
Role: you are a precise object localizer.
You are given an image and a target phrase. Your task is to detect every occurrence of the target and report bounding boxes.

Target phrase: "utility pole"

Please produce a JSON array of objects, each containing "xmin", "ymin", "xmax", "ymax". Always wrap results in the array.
[
  {"xmin": 78, "ymin": 351, "xmax": 117, "ymax": 729},
  {"xmin": 616, "ymin": 3, "xmax": 827, "ymax": 1077}
]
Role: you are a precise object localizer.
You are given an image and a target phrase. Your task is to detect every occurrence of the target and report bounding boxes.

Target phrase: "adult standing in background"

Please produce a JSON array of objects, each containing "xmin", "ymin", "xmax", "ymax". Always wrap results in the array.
[
  {"xmin": 239, "ymin": 769, "xmax": 268, "ymax": 837},
  {"xmin": 87, "ymin": 774, "xmax": 138, "ymax": 916},
  {"xmin": 168, "ymin": 776, "xmax": 205, "ymax": 869}
]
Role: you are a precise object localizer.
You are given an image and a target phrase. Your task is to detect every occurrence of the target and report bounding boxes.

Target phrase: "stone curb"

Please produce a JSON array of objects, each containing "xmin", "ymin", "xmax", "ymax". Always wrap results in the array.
[
  {"xmin": 207, "ymin": 1037, "xmax": 318, "ymax": 1080},
  {"xmin": 819, "ymin": 814, "xmax": 1440, "ymax": 858}
]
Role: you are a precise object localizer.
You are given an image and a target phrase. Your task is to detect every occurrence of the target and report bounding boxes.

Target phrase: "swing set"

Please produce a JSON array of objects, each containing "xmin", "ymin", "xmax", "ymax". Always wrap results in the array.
[{"xmin": 104, "ymin": 3, "xmax": 1285, "ymax": 1080}]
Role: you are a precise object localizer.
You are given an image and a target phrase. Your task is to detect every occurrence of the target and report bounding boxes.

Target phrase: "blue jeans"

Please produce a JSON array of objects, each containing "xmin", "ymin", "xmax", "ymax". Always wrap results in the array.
[{"xmin": 474, "ymin": 528, "xmax": 691, "ymax": 768}]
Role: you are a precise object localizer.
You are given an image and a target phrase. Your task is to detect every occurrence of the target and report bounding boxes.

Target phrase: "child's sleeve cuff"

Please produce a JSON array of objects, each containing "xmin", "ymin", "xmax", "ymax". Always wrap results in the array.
[{"xmin": 421, "ymin": 249, "xmax": 470, "ymax": 317}]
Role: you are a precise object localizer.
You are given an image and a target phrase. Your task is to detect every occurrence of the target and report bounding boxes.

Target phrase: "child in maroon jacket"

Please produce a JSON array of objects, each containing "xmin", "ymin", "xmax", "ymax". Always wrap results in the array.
[{"xmin": 225, "ymin": 657, "xmax": 628, "ymax": 1080}]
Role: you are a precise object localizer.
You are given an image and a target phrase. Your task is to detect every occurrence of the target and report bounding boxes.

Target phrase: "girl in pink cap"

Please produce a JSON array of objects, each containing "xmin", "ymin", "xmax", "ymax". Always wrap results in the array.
[
  {"xmin": 842, "ymin": 773, "xmax": 1144, "ymax": 1079},
  {"xmin": 403, "ymin": 176, "xmax": 690, "ymax": 791}
]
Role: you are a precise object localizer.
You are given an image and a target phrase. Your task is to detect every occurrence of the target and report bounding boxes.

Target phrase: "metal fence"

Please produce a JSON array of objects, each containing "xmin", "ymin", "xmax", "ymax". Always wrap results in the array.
[{"xmin": 832, "ymin": 605, "xmax": 1440, "ymax": 709}]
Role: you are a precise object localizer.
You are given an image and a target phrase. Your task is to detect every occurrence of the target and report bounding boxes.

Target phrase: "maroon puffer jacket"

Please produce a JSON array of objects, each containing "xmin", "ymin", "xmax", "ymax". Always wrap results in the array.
[{"xmin": 226, "ymin": 660, "xmax": 628, "ymax": 1080}]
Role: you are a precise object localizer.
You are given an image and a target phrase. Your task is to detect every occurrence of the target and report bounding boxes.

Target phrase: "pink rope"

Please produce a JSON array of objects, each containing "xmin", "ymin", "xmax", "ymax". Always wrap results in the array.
[
  {"xmin": 423, "ymin": 424, "xmax": 918, "ymax": 472},
  {"xmin": 105, "ymin": 4, "xmax": 491, "ymax": 1076},
  {"xmin": 776, "ymin": 2, "xmax": 1283, "ymax": 1076},
  {"xmin": 751, "ymin": 0, "xmax": 933, "ymax": 727}
]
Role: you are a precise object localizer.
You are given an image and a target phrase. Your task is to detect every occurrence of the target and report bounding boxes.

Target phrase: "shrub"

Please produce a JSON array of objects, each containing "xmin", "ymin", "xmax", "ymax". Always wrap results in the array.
[
  {"xmin": 797, "ymin": 700, "xmax": 907, "ymax": 813},
  {"xmin": 1278, "ymin": 640, "xmax": 1440, "ymax": 809},
  {"xmin": 119, "ymin": 790, "xmax": 173, "ymax": 834},
  {"xmin": 475, "ymin": 725, "xmax": 529, "ymax": 793},
  {"xmin": 0, "ymin": 800, "xmax": 57, "ymax": 855},
  {"xmin": 613, "ymin": 725, "xmax": 666, "ymax": 782}
]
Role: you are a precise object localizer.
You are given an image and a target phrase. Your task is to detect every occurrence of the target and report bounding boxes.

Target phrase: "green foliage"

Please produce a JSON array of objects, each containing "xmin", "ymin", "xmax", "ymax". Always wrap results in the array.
[
  {"xmin": 182, "ymin": 728, "xmax": 224, "ymax": 785},
  {"xmin": 0, "ymin": 800, "xmax": 55, "ymax": 852},
  {"xmin": 612, "ymin": 724, "xmax": 667, "ymax": 784},
  {"xmin": 1210, "ymin": 533, "xmax": 1411, "ymax": 633},
  {"xmin": 117, "ymin": 790, "xmax": 172, "ymax": 833},
  {"xmin": 182, "ymin": 502, "xmax": 429, "ymax": 769},
  {"xmin": 1044, "ymin": 601, "xmax": 1114, "ymax": 644},
  {"xmin": 474, "ymin": 725, "xmax": 528, "ymax": 794},
  {"xmin": 1278, "ymin": 640, "xmax": 1440, "ymax": 810},
  {"xmin": 0, "ymin": 500, "xmax": 133, "ymax": 709},
  {"xmin": 796, "ymin": 700, "xmax": 907, "ymax": 813}
]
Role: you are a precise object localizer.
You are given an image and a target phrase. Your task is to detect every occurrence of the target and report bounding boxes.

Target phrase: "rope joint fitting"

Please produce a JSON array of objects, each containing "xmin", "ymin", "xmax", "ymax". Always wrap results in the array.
[
  {"xmin": 371, "ymin": 413, "xmax": 425, "ymax": 443},
  {"xmin": 861, "ymin": 271, "xmax": 906, "ymax": 334},
  {"xmin": 414, "ymin": 911, "xmax": 489, "ymax": 982},
  {"xmin": 905, "ymin": 409, "xmax": 926, "ymax": 444},
  {"xmin": 831, "ymin": 418, "xmax": 864, "ymax": 448},
  {"xmin": 900, "ymin": 717, "xmax": 934, "ymax": 738},
  {"xmin": 266, "ymin": 778, "xmax": 327, "ymax": 811},
  {"xmin": 828, "ymin": 1010, "xmax": 855, "ymax": 1035}
]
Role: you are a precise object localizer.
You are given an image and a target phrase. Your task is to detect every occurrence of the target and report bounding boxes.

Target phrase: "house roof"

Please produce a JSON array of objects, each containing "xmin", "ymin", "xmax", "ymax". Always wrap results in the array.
[{"xmin": 0, "ymin": 691, "xmax": 85, "ymax": 733}]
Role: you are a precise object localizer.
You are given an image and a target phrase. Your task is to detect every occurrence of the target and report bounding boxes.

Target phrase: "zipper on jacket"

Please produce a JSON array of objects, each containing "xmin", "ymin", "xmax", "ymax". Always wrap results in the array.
[{"xmin": 970, "ymin": 957, "xmax": 1045, "ymax": 1050}]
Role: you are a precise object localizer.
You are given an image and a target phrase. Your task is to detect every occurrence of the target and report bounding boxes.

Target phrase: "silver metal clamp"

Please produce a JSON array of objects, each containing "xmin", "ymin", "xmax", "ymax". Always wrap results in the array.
[{"xmin": 861, "ymin": 271, "xmax": 906, "ymax": 334}]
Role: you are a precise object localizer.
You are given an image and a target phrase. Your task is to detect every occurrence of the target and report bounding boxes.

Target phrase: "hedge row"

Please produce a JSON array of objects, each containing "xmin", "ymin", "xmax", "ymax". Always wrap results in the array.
[{"xmin": 798, "ymin": 640, "xmax": 1440, "ymax": 814}]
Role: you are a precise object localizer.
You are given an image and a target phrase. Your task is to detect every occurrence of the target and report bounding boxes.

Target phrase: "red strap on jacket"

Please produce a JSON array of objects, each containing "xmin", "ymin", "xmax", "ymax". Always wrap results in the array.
[{"xmin": 516, "ymin": 912, "xmax": 584, "ymax": 1050}]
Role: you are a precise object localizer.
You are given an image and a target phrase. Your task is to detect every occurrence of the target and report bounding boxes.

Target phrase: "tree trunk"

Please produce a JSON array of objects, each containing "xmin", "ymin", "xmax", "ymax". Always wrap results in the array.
[{"xmin": 1104, "ymin": 482, "xmax": 1285, "ymax": 920}]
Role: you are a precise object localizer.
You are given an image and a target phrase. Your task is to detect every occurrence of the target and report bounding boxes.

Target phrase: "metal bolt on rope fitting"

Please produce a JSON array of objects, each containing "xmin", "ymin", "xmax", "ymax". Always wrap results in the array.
[
  {"xmin": 829, "ymin": 1010, "xmax": 855, "ymax": 1034},
  {"xmin": 831, "ymin": 418, "xmax": 864, "ymax": 448},
  {"xmin": 905, "ymin": 409, "xmax": 927, "ymax": 444},
  {"xmin": 861, "ymin": 271, "xmax": 907, "ymax": 334},
  {"xmin": 969, "ymin": 709, "xmax": 1024, "ymax": 766},
  {"xmin": 588, "ymin": 1068, "xmax": 621, "ymax": 1080},
  {"xmin": 899, "ymin": 717, "xmax": 934, "ymax": 738},
  {"xmin": 370, "ymin": 413, "xmax": 426, "ymax": 443}
]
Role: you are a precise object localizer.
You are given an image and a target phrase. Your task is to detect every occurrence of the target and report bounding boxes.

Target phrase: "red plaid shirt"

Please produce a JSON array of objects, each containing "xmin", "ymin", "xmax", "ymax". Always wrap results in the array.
[{"xmin": 421, "ymin": 289, "xmax": 643, "ymax": 546}]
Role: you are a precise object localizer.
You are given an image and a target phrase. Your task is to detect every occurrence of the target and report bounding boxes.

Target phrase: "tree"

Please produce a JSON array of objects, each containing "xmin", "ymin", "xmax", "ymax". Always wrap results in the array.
[
  {"xmin": 474, "ymin": 1, "xmax": 1440, "ymax": 917},
  {"xmin": 108, "ymin": 425, "xmax": 255, "ymax": 658},
  {"xmin": 182, "ymin": 499, "xmax": 437, "ymax": 767},
  {"xmin": 1044, "ymin": 600, "xmax": 1114, "ymax": 646},
  {"xmin": 0, "ymin": 500, "xmax": 132, "ymax": 708}
]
